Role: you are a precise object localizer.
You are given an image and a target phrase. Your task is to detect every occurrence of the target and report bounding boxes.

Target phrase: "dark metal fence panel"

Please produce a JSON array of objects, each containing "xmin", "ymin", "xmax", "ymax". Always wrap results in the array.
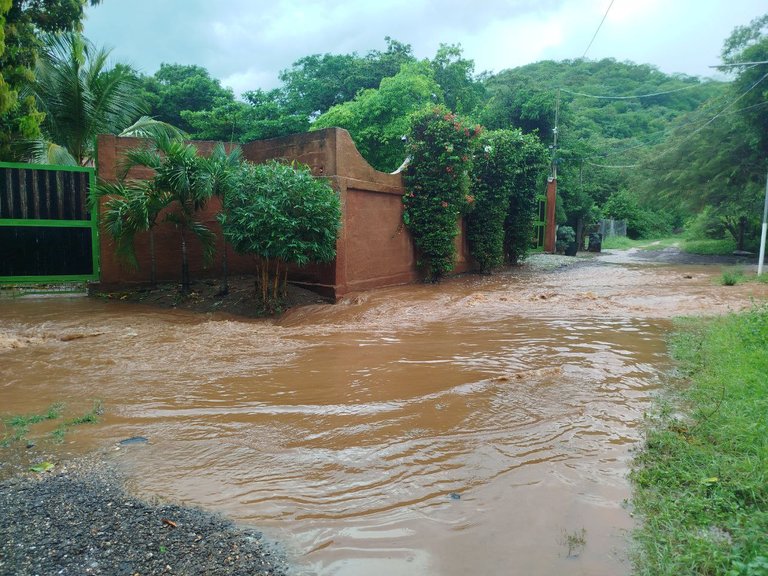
[{"xmin": 0, "ymin": 162, "xmax": 98, "ymax": 283}]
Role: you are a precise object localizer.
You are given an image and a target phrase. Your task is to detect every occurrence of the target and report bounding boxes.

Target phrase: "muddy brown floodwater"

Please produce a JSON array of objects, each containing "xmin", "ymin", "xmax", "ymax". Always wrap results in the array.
[{"xmin": 2, "ymin": 253, "xmax": 767, "ymax": 575}]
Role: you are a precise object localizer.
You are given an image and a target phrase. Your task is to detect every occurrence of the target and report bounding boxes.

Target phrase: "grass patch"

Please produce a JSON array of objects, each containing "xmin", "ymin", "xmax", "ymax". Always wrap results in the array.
[
  {"xmin": 601, "ymin": 235, "xmax": 682, "ymax": 251},
  {"xmin": 683, "ymin": 238, "xmax": 737, "ymax": 255},
  {"xmin": 1, "ymin": 401, "xmax": 102, "ymax": 446},
  {"xmin": 601, "ymin": 236, "xmax": 638, "ymax": 250},
  {"xmin": 721, "ymin": 268, "xmax": 746, "ymax": 286},
  {"xmin": 631, "ymin": 305, "xmax": 768, "ymax": 575}
]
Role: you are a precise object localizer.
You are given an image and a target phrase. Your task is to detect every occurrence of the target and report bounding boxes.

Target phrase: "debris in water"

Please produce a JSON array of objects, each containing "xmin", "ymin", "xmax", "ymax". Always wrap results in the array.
[{"xmin": 119, "ymin": 436, "xmax": 149, "ymax": 445}]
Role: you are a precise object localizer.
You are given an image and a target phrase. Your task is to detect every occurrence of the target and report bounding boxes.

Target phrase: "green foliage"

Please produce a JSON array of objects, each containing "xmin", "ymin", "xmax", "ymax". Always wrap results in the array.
[
  {"xmin": 555, "ymin": 225, "xmax": 575, "ymax": 253},
  {"xmin": 632, "ymin": 306, "xmax": 768, "ymax": 575},
  {"xmin": 722, "ymin": 14, "xmax": 768, "ymax": 157},
  {"xmin": 25, "ymin": 32, "xmax": 145, "ymax": 165},
  {"xmin": 2, "ymin": 400, "xmax": 101, "ymax": 446},
  {"xmin": 182, "ymin": 89, "xmax": 309, "ymax": 143},
  {"xmin": 312, "ymin": 61, "xmax": 442, "ymax": 172},
  {"xmin": 602, "ymin": 189, "xmax": 673, "ymax": 239},
  {"xmin": 223, "ymin": 160, "xmax": 341, "ymax": 310},
  {"xmin": 478, "ymin": 58, "xmax": 719, "ymax": 239},
  {"xmin": 430, "ymin": 43, "xmax": 486, "ymax": 115},
  {"xmin": 467, "ymin": 128, "xmax": 547, "ymax": 270},
  {"xmin": 402, "ymin": 106, "xmax": 479, "ymax": 281},
  {"xmin": 683, "ymin": 238, "xmax": 737, "ymax": 256},
  {"xmin": 143, "ymin": 63, "xmax": 233, "ymax": 134},
  {"xmin": 279, "ymin": 37, "xmax": 416, "ymax": 118},
  {"xmin": 0, "ymin": 0, "xmax": 100, "ymax": 159},
  {"xmin": 720, "ymin": 268, "xmax": 745, "ymax": 286}
]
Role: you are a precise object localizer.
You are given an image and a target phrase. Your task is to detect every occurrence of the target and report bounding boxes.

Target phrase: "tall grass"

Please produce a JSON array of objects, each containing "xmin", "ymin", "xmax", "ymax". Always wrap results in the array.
[
  {"xmin": 631, "ymin": 306, "xmax": 768, "ymax": 575},
  {"xmin": 683, "ymin": 238, "xmax": 737, "ymax": 255}
]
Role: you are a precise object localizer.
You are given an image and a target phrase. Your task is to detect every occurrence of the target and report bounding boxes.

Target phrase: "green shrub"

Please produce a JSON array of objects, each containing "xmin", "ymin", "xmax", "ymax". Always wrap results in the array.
[
  {"xmin": 556, "ymin": 225, "xmax": 575, "ymax": 253},
  {"xmin": 603, "ymin": 189, "xmax": 672, "ymax": 239},
  {"xmin": 721, "ymin": 268, "xmax": 745, "ymax": 286},
  {"xmin": 223, "ymin": 160, "xmax": 341, "ymax": 310},
  {"xmin": 467, "ymin": 129, "xmax": 546, "ymax": 271},
  {"xmin": 402, "ymin": 105, "xmax": 479, "ymax": 281},
  {"xmin": 686, "ymin": 207, "xmax": 729, "ymax": 241}
]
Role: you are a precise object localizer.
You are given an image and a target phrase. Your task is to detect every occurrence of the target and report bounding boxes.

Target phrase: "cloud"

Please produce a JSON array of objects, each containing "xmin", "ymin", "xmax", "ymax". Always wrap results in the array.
[{"xmin": 84, "ymin": 0, "xmax": 768, "ymax": 96}]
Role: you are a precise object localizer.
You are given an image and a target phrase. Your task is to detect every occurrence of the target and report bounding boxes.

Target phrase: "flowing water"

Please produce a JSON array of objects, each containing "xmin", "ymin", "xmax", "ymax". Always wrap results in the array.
[{"xmin": 2, "ymin": 259, "xmax": 766, "ymax": 575}]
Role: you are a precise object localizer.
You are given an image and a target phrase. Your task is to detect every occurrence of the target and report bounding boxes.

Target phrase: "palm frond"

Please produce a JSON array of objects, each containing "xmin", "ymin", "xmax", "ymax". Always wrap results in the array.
[
  {"xmin": 18, "ymin": 139, "xmax": 79, "ymax": 166},
  {"xmin": 189, "ymin": 219, "xmax": 217, "ymax": 263},
  {"xmin": 119, "ymin": 117, "xmax": 188, "ymax": 141}
]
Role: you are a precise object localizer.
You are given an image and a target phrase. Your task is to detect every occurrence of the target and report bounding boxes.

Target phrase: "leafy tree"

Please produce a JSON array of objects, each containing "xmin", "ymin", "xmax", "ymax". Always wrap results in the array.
[
  {"xmin": 313, "ymin": 61, "xmax": 442, "ymax": 172},
  {"xmin": 630, "ymin": 95, "xmax": 762, "ymax": 248},
  {"xmin": 477, "ymin": 58, "xmax": 720, "ymax": 233},
  {"xmin": 721, "ymin": 13, "xmax": 768, "ymax": 156},
  {"xmin": 182, "ymin": 89, "xmax": 309, "ymax": 143},
  {"xmin": 625, "ymin": 15, "xmax": 768, "ymax": 248},
  {"xmin": 279, "ymin": 37, "xmax": 415, "ymax": 118},
  {"xmin": 402, "ymin": 106, "xmax": 480, "ymax": 281},
  {"xmin": 0, "ymin": 0, "xmax": 102, "ymax": 159},
  {"xmin": 223, "ymin": 160, "xmax": 341, "ymax": 311},
  {"xmin": 430, "ymin": 43, "xmax": 486, "ymax": 115},
  {"xmin": 503, "ymin": 135, "xmax": 549, "ymax": 263},
  {"xmin": 143, "ymin": 63, "xmax": 234, "ymax": 134},
  {"xmin": 26, "ymin": 32, "xmax": 146, "ymax": 165}
]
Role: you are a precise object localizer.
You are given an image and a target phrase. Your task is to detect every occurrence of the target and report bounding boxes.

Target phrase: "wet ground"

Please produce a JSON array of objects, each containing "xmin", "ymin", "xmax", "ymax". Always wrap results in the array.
[{"xmin": 2, "ymin": 249, "xmax": 767, "ymax": 575}]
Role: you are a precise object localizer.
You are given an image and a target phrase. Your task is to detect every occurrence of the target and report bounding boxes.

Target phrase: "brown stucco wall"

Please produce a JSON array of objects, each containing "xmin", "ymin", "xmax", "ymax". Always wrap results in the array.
[{"xmin": 95, "ymin": 129, "xmax": 472, "ymax": 299}]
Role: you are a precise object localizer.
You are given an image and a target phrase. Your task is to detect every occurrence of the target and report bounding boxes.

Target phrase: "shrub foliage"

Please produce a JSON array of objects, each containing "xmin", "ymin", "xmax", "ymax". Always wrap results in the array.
[
  {"xmin": 223, "ymin": 160, "xmax": 341, "ymax": 309},
  {"xmin": 468, "ymin": 129, "xmax": 546, "ymax": 270},
  {"xmin": 402, "ymin": 105, "xmax": 480, "ymax": 281}
]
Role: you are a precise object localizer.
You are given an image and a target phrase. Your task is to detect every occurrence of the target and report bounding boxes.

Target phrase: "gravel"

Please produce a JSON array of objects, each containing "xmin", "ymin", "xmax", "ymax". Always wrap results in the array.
[{"xmin": 0, "ymin": 457, "xmax": 289, "ymax": 576}]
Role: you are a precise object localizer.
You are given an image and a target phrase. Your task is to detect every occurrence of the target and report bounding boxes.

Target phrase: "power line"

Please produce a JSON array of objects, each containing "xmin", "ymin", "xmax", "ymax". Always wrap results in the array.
[
  {"xmin": 587, "ymin": 100, "xmax": 768, "ymax": 161},
  {"xmin": 584, "ymin": 70, "xmax": 768, "ymax": 168},
  {"xmin": 582, "ymin": 0, "xmax": 615, "ymax": 59},
  {"xmin": 561, "ymin": 83, "xmax": 703, "ymax": 100}
]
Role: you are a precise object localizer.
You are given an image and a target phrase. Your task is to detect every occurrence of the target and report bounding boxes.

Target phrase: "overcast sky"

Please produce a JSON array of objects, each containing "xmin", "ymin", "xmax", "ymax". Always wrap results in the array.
[{"xmin": 84, "ymin": 1, "xmax": 766, "ymax": 97}]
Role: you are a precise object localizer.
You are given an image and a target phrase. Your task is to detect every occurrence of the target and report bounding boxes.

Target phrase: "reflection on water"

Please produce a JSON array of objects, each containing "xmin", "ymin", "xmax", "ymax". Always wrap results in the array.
[{"xmin": 1, "ymin": 278, "xmax": 671, "ymax": 575}]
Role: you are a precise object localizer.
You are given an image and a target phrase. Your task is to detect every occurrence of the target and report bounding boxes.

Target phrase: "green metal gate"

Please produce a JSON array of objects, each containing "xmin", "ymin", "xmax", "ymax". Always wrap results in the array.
[{"xmin": 0, "ymin": 162, "xmax": 99, "ymax": 283}]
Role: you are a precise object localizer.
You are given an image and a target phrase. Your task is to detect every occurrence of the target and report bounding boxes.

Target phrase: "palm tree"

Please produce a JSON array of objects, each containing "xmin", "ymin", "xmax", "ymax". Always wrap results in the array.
[
  {"xmin": 204, "ymin": 143, "xmax": 243, "ymax": 295},
  {"xmin": 26, "ymin": 33, "xmax": 183, "ymax": 166},
  {"xmin": 120, "ymin": 134, "xmax": 216, "ymax": 293},
  {"xmin": 94, "ymin": 179, "xmax": 169, "ymax": 286}
]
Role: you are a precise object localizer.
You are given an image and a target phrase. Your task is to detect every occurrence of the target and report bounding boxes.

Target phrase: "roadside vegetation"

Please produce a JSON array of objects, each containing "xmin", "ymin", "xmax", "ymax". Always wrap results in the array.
[
  {"xmin": 2, "ymin": 4, "xmax": 767, "ymax": 306},
  {"xmin": 1, "ymin": 401, "xmax": 102, "ymax": 448},
  {"xmin": 631, "ymin": 305, "xmax": 768, "ymax": 575}
]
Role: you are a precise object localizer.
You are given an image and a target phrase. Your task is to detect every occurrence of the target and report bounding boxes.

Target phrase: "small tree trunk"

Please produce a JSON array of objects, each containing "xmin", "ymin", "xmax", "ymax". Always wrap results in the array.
[
  {"xmin": 738, "ymin": 216, "xmax": 747, "ymax": 252},
  {"xmin": 220, "ymin": 241, "xmax": 229, "ymax": 295},
  {"xmin": 149, "ymin": 228, "xmax": 157, "ymax": 287},
  {"xmin": 180, "ymin": 226, "xmax": 190, "ymax": 294},
  {"xmin": 273, "ymin": 259, "xmax": 280, "ymax": 302}
]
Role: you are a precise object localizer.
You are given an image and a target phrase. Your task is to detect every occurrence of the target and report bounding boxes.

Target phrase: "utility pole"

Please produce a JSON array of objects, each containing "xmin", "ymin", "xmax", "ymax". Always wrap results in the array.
[
  {"xmin": 544, "ymin": 90, "xmax": 560, "ymax": 253},
  {"xmin": 759, "ymin": 167, "xmax": 768, "ymax": 275}
]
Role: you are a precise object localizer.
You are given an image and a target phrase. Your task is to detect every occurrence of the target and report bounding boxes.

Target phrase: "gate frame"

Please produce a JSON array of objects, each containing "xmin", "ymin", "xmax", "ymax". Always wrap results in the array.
[{"xmin": 0, "ymin": 161, "xmax": 100, "ymax": 283}]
